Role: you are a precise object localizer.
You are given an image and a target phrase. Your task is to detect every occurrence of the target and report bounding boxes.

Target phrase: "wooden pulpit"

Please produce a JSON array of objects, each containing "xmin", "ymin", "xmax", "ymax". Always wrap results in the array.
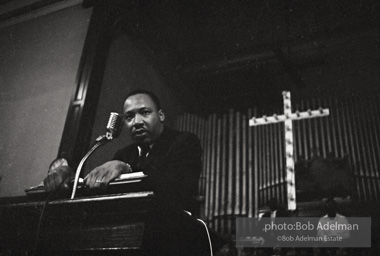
[
  {"xmin": 0, "ymin": 177, "xmax": 220, "ymax": 256},
  {"xmin": 0, "ymin": 191, "xmax": 154, "ymax": 255}
]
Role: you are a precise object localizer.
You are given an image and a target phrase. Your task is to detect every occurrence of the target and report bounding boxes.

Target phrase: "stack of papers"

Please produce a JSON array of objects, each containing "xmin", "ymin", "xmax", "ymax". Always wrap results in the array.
[{"xmin": 25, "ymin": 172, "xmax": 147, "ymax": 195}]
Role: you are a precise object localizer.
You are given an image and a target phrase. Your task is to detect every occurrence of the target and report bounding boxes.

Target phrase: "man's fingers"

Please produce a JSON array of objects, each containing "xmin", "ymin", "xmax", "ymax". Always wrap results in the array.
[
  {"xmin": 43, "ymin": 166, "xmax": 73, "ymax": 192},
  {"xmin": 83, "ymin": 173, "xmax": 90, "ymax": 181},
  {"xmin": 85, "ymin": 173, "xmax": 95, "ymax": 187},
  {"xmin": 85, "ymin": 168, "xmax": 106, "ymax": 188},
  {"xmin": 102, "ymin": 172, "xmax": 114, "ymax": 184},
  {"xmin": 54, "ymin": 172, "xmax": 63, "ymax": 185},
  {"xmin": 85, "ymin": 168, "xmax": 98, "ymax": 187},
  {"xmin": 43, "ymin": 179, "xmax": 51, "ymax": 192},
  {"xmin": 84, "ymin": 161, "xmax": 127, "ymax": 188},
  {"xmin": 94, "ymin": 175, "xmax": 105, "ymax": 188},
  {"xmin": 44, "ymin": 172, "xmax": 62, "ymax": 192}
]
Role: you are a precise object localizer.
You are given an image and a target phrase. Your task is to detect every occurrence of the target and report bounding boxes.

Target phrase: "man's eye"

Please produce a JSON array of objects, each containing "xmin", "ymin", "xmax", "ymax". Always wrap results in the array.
[
  {"xmin": 125, "ymin": 115, "xmax": 134, "ymax": 121},
  {"xmin": 142, "ymin": 111, "xmax": 151, "ymax": 115}
]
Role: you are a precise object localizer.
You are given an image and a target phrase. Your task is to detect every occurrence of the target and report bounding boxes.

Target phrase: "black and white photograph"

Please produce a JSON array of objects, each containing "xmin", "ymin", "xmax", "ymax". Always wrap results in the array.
[{"xmin": 0, "ymin": 1, "xmax": 379, "ymax": 255}]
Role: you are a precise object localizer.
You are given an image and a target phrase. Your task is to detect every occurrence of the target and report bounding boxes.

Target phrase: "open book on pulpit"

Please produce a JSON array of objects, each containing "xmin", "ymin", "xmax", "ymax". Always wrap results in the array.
[{"xmin": 25, "ymin": 171, "xmax": 147, "ymax": 197}]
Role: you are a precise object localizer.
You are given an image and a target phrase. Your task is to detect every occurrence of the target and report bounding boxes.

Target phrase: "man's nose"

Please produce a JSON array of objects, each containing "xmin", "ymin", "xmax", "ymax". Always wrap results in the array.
[{"xmin": 133, "ymin": 114, "xmax": 143, "ymax": 125}]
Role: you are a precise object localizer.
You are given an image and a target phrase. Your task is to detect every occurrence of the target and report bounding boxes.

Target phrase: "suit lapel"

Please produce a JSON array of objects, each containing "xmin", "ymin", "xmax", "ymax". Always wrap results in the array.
[
  {"xmin": 142, "ymin": 142, "xmax": 164, "ymax": 171},
  {"xmin": 129, "ymin": 146, "xmax": 140, "ymax": 171},
  {"xmin": 142, "ymin": 127, "xmax": 172, "ymax": 173}
]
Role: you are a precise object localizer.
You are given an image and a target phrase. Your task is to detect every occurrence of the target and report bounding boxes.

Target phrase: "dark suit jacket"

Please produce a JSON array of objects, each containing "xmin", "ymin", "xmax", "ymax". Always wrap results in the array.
[
  {"xmin": 113, "ymin": 127, "xmax": 208, "ymax": 255},
  {"xmin": 113, "ymin": 126, "xmax": 202, "ymax": 212}
]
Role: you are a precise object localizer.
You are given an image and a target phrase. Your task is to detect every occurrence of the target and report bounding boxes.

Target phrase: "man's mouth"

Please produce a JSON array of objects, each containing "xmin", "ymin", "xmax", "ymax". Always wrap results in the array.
[{"xmin": 134, "ymin": 129, "xmax": 148, "ymax": 137}]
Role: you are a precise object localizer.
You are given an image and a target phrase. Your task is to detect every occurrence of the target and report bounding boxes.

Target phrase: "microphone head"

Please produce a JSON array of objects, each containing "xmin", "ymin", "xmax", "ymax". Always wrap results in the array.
[{"xmin": 106, "ymin": 112, "xmax": 123, "ymax": 140}]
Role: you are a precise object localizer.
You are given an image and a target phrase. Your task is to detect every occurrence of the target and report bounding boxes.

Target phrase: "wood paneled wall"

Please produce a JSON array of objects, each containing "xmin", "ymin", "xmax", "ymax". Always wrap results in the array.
[{"xmin": 174, "ymin": 94, "xmax": 380, "ymax": 234}]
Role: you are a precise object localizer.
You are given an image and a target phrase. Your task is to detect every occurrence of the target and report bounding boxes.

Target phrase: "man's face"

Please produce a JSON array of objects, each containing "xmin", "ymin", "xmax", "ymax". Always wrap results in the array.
[{"xmin": 123, "ymin": 93, "xmax": 165, "ymax": 146}]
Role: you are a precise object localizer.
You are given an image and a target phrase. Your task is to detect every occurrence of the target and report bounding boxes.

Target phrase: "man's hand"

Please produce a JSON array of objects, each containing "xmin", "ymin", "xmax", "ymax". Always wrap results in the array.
[
  {"xmin": 84, "ymin": 160, "xmax": 132, "ymax": 188},
  {"xmin": 43, "ymin": 166, "xmax": 72, "ymax": 192}
]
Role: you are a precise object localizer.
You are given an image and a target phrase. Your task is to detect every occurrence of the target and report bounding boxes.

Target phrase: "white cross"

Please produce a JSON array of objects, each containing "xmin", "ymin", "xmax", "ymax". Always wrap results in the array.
[{"xmin": 249, "ymin": 91, "xmax": 329, "ymax": 210}]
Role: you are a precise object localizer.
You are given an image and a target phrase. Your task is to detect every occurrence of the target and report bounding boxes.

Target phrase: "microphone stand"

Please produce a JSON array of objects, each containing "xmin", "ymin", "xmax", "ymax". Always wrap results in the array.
[{"xmin": 70, "ymin": 132, "xmax": 115, "ymax": 199}]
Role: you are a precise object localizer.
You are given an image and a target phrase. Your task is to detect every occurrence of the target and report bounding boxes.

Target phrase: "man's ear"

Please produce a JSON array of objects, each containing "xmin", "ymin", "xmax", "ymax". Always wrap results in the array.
[{"xmin": 158, "ymin": 109, "xmax": 165, "ymax": 122}]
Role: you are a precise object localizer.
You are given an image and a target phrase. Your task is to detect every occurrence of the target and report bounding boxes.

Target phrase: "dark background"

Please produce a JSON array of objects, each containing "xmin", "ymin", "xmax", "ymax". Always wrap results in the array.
[{"xmin": 110, "ymin": 0, "xmax": 380, "ymax": 115}]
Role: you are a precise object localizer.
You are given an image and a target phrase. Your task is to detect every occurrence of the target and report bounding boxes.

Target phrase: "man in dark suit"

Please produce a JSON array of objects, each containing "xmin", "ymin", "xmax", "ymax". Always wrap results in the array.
[
  {"xmin": 44, "ymin": 89, "xmax": 210, "ymax": 255},
  {"xmin": 84, "ymin": 89, "xmax": 202, "ymax": 212}
]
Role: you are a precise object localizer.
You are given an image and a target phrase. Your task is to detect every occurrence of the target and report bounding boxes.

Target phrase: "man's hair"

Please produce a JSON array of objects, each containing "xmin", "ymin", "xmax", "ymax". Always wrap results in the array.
[
  {"xmin": 126, "ymin": 89, "xmax": 161, "ymax": 110},
  {"xmin": 325, "ymin": 197, "xmax": 337, "ymax": 207}
]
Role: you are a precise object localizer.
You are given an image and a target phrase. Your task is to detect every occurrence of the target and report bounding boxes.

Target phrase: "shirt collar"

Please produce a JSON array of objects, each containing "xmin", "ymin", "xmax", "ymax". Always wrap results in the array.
[
  {"xmin": 136, "ymin": 126, "xmax": 168, "ymax": 156},
  {"xmin": 137, "ymin": 144, "xmax": 153, "ymax": 157}
]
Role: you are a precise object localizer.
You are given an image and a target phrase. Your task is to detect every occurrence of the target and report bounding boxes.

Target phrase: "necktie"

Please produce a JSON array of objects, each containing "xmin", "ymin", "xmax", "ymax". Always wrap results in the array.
[{"xmin": 137, "ymin": 146, "xmax": 150, "ymax": 169}]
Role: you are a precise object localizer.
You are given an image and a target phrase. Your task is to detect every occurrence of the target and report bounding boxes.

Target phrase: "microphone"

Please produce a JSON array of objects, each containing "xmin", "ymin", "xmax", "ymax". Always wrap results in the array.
[
  {"xmin": 105, "ymin": 112, "xmax": 123, "ymax": 140},
  {"xmin": 71, "ymin": 112, "xmax": 123, "ymax": 199}
]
